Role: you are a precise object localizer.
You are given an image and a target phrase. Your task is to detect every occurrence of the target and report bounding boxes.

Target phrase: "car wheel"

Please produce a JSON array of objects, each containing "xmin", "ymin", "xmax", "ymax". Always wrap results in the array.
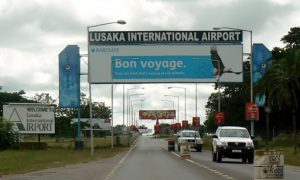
[
  {"xmin": 216, "ymin": 151, "xmax": 222, "ymax": 163},
  {"xmin": 242, "ymin": 157, "xmax": 247, "ymax": 163},
  {"xmin": 197, "ymin": 146, "xmax": 202, "ymax": 152},
  {"xmin": 178, "ymin": 145, "xmax": 180, "ymax": 152},
  {"xmin": 248, "ymin": 155, "xmax": 254, "ymax": 164},
  {"xmin": 212, "ymin": 151, "xmax": 217, "ymax": 162}
]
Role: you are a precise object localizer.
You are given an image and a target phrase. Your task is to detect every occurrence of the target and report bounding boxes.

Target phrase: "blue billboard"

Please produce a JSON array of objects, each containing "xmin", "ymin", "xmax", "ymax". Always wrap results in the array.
[
  {"xmin": 59, "ymin": 45, "xmax": 80, "ymax": 108},
  {"xmin": 252, "ymin": 43, "xmax": 272, "ymax": 106},
  {"xmin": 112, "ymin": 55, "xmax": 214, "ymax": 79}
]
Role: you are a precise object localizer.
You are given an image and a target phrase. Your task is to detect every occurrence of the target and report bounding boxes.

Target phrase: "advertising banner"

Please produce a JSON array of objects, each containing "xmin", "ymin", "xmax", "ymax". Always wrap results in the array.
[
  {"xmin": 246, "ymin": 102, "xmax": 259, "ymax": 121},
  {"xmin": 59, "ymin": 45, "xmax": 80, "ymax": 108},
  {"xmin": 214, "ymin": 112, "xmax": 225, "ymax": 125},
  {"xmin": 3, "ymin": 103, "xmax": 55, "ymax": 134},
  {"xmin": 88, "ymin": 31, "xmax": 243, "ymax": 84},
  {"xmin": 182, "ymin": 120, "xmax": 189, "ymax": 129},
  {"xmin": 139, "ymin": 110, "xmax": 176, "ymax": 120},
  {"xmin": 253, "ymin": 43, "xmax": 272, "ymax": 106},
  {"xmin": 192, "ymin": 117, "xmax": 200, "ymax": 127}
]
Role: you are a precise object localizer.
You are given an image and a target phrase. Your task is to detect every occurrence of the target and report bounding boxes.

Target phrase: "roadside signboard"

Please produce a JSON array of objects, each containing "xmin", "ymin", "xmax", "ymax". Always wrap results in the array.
[
  {"xmin": 72, "ymin": 118, "xmax": 111, "ymax": 130},
  {"xmin": 182, "ymin": 120, "xmax": 189, "ymax": 129},
  {"xmin": 246, "ymin": 102, "xmax": 259, "ymax": 121},
  {"xmin": 3, "ymin": 103, "xmax": 55, "ymax": 134},
  {"xmin": 88, "ymin": 31, "xmax": 243, "ymax": 84},
  {"xmin": 192, "ymin": 117, "xmax": 200, "ymax": 127},
  {"xmin": 139, "ymin": 110, "xmax": 176, "ymax": 120},
  {"xmin": 59, "ymin": 45, "xmax": 80, "ymax": 108},
  {"xmin": 254, "ymin": 150, "xmax": 284, "ymax": 179},
  {"xmin": 214, "ymin": 112, "xmax": 225, "ymax": 125}
]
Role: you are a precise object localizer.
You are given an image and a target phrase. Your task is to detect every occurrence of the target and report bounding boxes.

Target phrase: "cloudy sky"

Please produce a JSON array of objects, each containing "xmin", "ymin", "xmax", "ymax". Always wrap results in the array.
[{"xmin": 0, "ymin": 0, "xmax": 299, "ymax": 129}]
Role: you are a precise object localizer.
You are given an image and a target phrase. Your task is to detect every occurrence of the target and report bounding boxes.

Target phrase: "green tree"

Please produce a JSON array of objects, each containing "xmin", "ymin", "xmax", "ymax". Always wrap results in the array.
[
  {"xmin": 0, "ymin": 118, "xmax": 18, "ymax": 150},
  {"xmin": 281, "ymin": 27, "xmax": 300, "ymax": 48},
  {"xmin": 255, "ymin": 48, "xmax": 300, "ymax": 153}
]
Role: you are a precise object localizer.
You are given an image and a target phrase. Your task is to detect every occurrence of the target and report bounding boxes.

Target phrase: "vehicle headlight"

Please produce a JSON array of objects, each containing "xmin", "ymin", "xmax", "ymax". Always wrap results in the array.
[
  {"xmin": 217, "ymin": 141, "xmax": 227, "ymax": 146},
  {"xmin": 246, "ymin": 141, "xmax": 254, "ymax": 147}
]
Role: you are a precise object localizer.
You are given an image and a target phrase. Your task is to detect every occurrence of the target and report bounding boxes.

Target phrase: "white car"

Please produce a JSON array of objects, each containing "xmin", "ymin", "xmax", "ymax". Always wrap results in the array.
[
  {"xmin": 212, "ymin": 126, "xmax": 254, "ymax": 163},
  {"xmin": 177, "ymin": 130, "xmax": 203, "ymax": 152}
]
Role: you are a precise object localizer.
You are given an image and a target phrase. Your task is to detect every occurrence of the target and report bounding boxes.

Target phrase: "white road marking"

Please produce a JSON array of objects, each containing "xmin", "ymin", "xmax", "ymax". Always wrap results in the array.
[{"xmin": 159, "ymin": 140, "xmax": 236, "ymax": 180}]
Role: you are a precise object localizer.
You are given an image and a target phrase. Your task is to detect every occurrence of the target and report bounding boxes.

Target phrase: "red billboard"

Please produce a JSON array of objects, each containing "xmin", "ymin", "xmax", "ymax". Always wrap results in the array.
[
  {"xmin": 214, "ymin": 112, "xmax": 225, "ymax": 125},
  {"xmin": 139, "ymin": 110, "xmax": 176, "ymax": 120},
  {"xmin": 245, "ymin": 102, "xmax": 259, "ymax": 121},
  {"xmin": 182, "ymin": 120, "xmax": 189, "ymax": 129},
  {"xmin": 192, "ymin": 117, "xmax": 200, "ymax": 127}
]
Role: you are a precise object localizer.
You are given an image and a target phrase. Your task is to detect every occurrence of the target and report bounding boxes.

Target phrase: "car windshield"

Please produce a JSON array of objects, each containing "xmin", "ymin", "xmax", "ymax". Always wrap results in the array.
[
  {"xmin": 219, "ymin": 129, "xmax": 250, "ymax": 138},
  {"xmin": 181, "ymin": 131, "xmax": 200, "ymax": 137}
]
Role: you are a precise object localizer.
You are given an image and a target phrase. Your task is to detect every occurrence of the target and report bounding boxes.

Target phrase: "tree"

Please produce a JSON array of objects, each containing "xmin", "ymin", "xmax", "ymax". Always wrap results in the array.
[
  {"xmin": 255, "ymin": 48, "xmax": 300, "ymax": 153},
  {"xmin": 281, "ymin": 27, "xmax": 300, "ymax": 48},
  {"xmin": 0, "ymin": 118, "xmax": 18, "ymax": 150}
]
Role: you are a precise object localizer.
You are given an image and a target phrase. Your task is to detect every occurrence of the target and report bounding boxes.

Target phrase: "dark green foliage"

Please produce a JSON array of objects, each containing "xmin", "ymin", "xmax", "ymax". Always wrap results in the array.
[{"xmin": 0, "ymin": 118, "xmax": 18, "ymax": 150}]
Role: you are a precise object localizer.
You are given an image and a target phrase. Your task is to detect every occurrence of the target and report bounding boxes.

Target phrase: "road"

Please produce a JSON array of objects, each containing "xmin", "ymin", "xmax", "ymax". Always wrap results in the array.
[
  {"xmin": 109, "ymin": 136, "xmax": 300, "ymax": 180},
  {"xmin": 4, "ymin": 136, "xmax": 300, "ymax": 180}
]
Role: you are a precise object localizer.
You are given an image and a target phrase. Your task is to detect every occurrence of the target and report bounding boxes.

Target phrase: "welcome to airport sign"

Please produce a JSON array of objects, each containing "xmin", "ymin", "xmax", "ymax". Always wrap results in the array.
[
  {"xmin": 88, "ymin": 31, "xmax": 243, "ymax": 84},
  {"xmin": 3, "ymin": 103, "xmax": 55, "ymax": 134}
]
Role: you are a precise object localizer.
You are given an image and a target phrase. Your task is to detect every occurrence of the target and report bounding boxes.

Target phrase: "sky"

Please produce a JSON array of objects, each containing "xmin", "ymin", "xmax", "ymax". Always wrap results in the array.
[{"xmin": 0, "ymin": 0, "xmax": 299, "ymax": 129}]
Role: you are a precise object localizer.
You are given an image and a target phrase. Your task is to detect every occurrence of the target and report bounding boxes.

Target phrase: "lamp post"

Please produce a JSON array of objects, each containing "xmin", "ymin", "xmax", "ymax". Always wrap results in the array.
[
  {"xmin": 168, "ymin": 87, "xmax": 186, "ymax": 121},
  {"xmin": 131, "ymin": 100, "xmax": 144, "ymax": 126},
  {"xmin": 164, "ymin": 95, "xmax": 179, "ymax": 123},
  {"xmin": 213, "ymin": 27, "xmax": 253, "ymax": 135},
  {"xmin": 127, "ymin": 87, "xmax": 144, "ymax": 127},
  {"xmin": 87, "ymin": 20, "xmax": 126, "ymax": 156},
  {"xmin": 128, "ymin": 94, "xmax": 144, "ymax": 126}
]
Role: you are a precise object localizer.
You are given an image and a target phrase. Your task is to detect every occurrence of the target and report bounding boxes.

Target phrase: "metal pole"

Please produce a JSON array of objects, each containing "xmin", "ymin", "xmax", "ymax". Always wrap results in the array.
[
  {"xmin": 218, "ymin": 61, "xmax": 221, "ymax": 112},
  {"xmin": 184, "ymin": 88, "xmax": 186, "ymax": 121},
  {"xmin": 123, "ymin": 85, "xmax": 125, "ymax": 126},
  {"xmin": 111, "ymin": 82, "xmax": 114, "ymax": 149},
  {"xmin": 249, "ymin": 30, "xmax": 254, "ymax": 137},
  {"xmin": 87, "ymin": 26, "xmax": 94, "ymax": 157},
  {"xmin": 88, "ymin": 83, "xmax": 94, "ymax": 156},
  {"xmin": 195, "ymin": 83, "xmax": 197, "ymax": 117},
  {"xmin": 111, "ymin": 59, "xmax": 114, "ymax": 149},
  {"xmin": 177, "ymin": 96, "xmax": 180, "ymax": 123}
]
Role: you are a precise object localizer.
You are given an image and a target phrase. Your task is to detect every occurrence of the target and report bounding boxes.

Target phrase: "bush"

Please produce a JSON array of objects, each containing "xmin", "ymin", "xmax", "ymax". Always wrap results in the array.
[{"xmin": 0, "ymin": 118, "xmax": 18, "ymax": 150}]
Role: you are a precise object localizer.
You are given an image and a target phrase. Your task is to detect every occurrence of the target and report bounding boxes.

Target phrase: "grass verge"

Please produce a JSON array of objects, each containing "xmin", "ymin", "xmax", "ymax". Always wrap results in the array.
[{"xmin": 0, "ymin": 147, "xmax": 129, "ymax": 176}]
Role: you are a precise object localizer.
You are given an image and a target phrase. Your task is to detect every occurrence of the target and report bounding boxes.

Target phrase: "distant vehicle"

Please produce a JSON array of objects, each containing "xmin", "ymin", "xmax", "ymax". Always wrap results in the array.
[
  {"xmin": 212, "ymin": 126, "xmax": 254, "ymax": 163},
  {"xmin": 177, "ymin": 130, "xmax": 203, "ymax": 152}
]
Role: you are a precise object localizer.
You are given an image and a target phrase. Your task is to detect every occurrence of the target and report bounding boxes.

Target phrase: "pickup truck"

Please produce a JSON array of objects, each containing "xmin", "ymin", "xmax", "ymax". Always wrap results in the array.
[
  {"xmin": 212, "ymin": 126, "xmax": 254, "ymax": 163},
  {"xmin": 177, "ymin": 130, "xmax": 203, "ymax": 152}
]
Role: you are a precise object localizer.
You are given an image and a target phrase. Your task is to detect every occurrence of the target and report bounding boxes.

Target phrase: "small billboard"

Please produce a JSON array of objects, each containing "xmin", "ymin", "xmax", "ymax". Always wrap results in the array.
[
  {"xmin": 139, "ymin": 110, "xmax": 176, "ymax": 120},
  {"xmin": 3, "ymin": 103, "xmax": 55, "ymax": 134}
]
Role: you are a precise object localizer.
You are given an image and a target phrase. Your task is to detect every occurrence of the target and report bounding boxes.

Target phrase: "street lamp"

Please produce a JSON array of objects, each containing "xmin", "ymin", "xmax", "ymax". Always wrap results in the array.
[
  {"xmin": 132, "ymin": 100, "xmax": 144, "ymax": 126},
  {"xmin": 131, "ymin": 100, "xmax": 144, "ymax": 126},
  {"xmin": 127, "ymin": 88, "xmax": 144, "ymax": 126},
  {"xmin": 168, "ymin": 87, "xmax": 186, "ymax": 121},
  {"xmin": 164, "ymin": 95, "xmax": 180, "ymax": 123},
  {"xmin": 213, "ymin": 26, "xmax": 254, "ymax": 135},
  {"xmin": 128, "ymin": 94, "xmax": 144, "ymax": 126},
  {"xmin": 87, "ymin": 20, "xmax": 126, "ymax": 156}
]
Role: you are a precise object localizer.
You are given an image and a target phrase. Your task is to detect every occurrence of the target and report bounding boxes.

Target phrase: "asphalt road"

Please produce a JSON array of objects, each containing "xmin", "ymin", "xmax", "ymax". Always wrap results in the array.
[{"xmin": 4, "ymin": 136, "xmax": 300, "ymax": 180}]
